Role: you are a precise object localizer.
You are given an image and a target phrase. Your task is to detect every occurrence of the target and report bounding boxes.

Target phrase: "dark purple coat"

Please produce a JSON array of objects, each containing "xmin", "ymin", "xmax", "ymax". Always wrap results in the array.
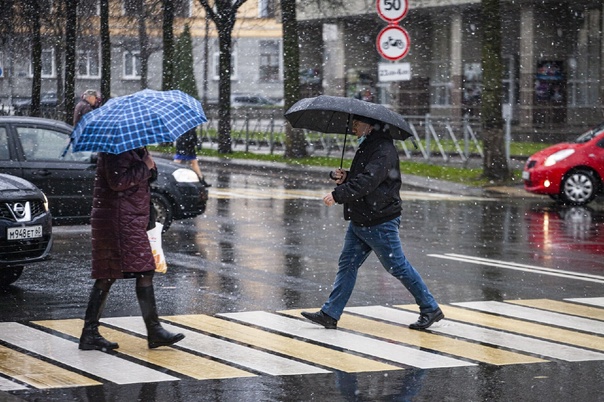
[
  {"xmin": 91, "ymin": 148, "xmax": 155, "ymax": 279},
  {"xmin": 73, "ymin": 99, "xmax": 94, "ymax": 127}
]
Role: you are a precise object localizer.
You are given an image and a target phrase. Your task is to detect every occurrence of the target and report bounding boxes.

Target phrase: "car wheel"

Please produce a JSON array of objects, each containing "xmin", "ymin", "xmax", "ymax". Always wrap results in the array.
[
  {"xmin": 560, "ymin": 170, "xmax": 599, "ymax": 205},
  {"xmin": 0, "ymin": 267, "xmax": 24, "ymax": 287},
  {"xmin": 151, "ymin": 192, "xmax": 173, "ymax": 232}
]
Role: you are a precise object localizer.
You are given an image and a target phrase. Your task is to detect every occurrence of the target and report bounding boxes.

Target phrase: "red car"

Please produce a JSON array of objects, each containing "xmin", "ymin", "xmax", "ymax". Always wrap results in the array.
[{"xmin": 523, "ymin": 122, "xmax": 604, "ymax": 205}]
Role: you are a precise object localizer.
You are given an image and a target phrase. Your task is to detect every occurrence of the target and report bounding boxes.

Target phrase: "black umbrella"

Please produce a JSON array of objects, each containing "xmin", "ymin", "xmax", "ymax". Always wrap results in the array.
[{"xmin": 284, "ymin": 95, "xmax": 413, "ymax": 167}]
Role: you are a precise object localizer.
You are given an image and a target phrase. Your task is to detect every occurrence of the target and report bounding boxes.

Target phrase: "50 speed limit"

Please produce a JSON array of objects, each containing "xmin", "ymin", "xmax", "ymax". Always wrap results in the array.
[{"xmin": 377, "ymin": 0, "xmax": 409, "ymax": 23}]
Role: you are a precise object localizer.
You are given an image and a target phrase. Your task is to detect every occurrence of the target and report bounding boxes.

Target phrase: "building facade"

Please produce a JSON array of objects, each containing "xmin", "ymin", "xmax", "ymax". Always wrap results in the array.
[
  {"xmin": 0, "ymin": 0, "xmax": 284, "ymax": 110},
  {"xmin": 297, "ymin": 0, "xmax": 604, "ymax": 140}
]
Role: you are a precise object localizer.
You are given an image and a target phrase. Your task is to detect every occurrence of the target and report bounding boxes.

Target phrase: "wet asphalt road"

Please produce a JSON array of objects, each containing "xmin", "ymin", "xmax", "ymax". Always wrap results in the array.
[{"xmin": 1, "ymin": 164, "xmax": 604, "ymax": 401}]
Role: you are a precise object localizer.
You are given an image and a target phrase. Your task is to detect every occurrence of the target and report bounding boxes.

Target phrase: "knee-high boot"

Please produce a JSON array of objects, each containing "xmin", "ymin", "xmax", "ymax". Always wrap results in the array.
[
  {"xmin": 79, "ymin": 287, "xmax": 119, "ymax": 351},
  {"xmin": 136, "ymin": 285, "xmax": 185, "ymax": 349}
]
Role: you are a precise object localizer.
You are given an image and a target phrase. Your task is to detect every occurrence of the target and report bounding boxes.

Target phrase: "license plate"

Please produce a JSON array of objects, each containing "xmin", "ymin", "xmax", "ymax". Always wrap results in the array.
[
  {"xmin": 7, "ymin": 226, "xmax": 43, "ymax": 241},
  {"xmin": 522, "ymin": 171, "xmax": 530, "ymax": 180}
]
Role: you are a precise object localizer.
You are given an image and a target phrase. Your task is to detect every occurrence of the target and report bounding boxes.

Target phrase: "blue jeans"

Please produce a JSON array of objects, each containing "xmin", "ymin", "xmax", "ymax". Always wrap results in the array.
[{"xmin": 322, "ymin": 217, "xmax": 439, "ymax": 320}]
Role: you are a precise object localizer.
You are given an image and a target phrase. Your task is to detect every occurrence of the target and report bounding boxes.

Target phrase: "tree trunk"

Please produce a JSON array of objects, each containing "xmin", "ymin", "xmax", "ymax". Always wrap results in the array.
[
  {"xmin": 217, "ymin": 29, "xmax": 233, "ymax": 154},
  {"xmin": 64, "ymin": 0, "xmax": 78, "ymax": 124},
  {"xmin": 30, "ymin": 0, "xmax": 42, "ymax": 117},
  {"xmin": 281, "ymin": 0, "xmax": 307, "ymax": 158},
  {"xmin": 481, "ymin": 0, "xmax": 509, "ymax": 181},
  {"xmin": 100, "ymin": 0, "xmax": 111, "ymax": 105},
  {"xmin": 162, "ymin": 0, "xmax": 175, "ymax": 91},
  {"xmin": 137, "ymin": 0, "xmax": 149, "ymax": 89}
]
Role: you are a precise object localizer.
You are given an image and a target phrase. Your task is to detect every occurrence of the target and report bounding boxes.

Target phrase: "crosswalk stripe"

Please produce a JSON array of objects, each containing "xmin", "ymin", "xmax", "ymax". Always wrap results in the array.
[
  {"xmin": 0, "ymin": 322, "xmax": 178, "ymax": 385},
  {"xmin": 507, "ymin": 299, "xmax": 604, "ymax": 321},
  {"xmin": 0, "ymin": 345, "xmax": 100, "ymax": 389},
  {"xmin": 222, "ymin": 311, "xmax": 475, "ymax": 369},
  {"xmin": 566, "ymin": 297, "xmax": 604, "ymax": 308},
  {"xmin": 103, "ymin": 316, "xmax": 329, "ymax": 376},
  {"xmin": 417, "ymin": 305, "xmax": 604, "ymax": 352},
  {"xmin": 34, "ymin": 319, "xmax": 254, "ymax": 381},
  {"xmin": 0, "ymin": 375, "xmax": 29, "ymax": 392},
  {"xmin": 280, "ymin": 309, "xmax": 546, "ymax": 366},
  {"xmin": 453, "ymin": 301, "xmax": 604, "ymax": 335},
  {"xmin": 385, "ymin": 305, "xmax": 604, "ymax": 361},
  {"xmin": 164, "ymin": 314, "xmax": 400, "ymax": 373}
]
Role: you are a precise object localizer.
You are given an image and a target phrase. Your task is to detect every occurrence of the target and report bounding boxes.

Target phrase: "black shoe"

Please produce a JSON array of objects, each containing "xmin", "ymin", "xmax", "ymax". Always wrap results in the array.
[
  {"xmin": 301, "ymin": 310, "xmax": 337, "ymax": 329},
  {"xmin": 409, "ymin": 308, "xmax": 444, "ymax": 330}
]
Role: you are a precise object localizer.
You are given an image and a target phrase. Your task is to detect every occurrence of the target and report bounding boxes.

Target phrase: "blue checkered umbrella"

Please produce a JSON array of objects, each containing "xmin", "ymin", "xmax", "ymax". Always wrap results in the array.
[{"xmin": 71, "ymin": 89, "xmax": 207, "ymax": 154}]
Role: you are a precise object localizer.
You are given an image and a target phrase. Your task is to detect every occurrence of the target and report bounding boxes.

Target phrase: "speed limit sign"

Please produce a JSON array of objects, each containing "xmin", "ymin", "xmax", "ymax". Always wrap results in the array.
[
  {"xmin": 377, "ymin": 0, "xmax": 409, "ymax": 23},
  {"xmin": 376, "ymin": 25, "xmax": 410, "ymax": 61}
]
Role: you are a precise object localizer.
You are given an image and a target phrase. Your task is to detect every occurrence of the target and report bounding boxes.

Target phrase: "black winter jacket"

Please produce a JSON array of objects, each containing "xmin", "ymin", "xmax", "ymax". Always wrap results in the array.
[{"xmin": 331, "ymin": 129, "xmax": 402, "ymax": 226}]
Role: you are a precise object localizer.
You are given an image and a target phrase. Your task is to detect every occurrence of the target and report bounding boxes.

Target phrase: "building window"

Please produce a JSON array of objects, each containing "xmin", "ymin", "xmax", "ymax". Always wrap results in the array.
[
  {"xmin": 79, "ymin": 0, "xmax": 99, "ymax": 16},
  {"xmin": 77, "ymin": 45, "xmax": 100, "ymax": 78},
  {"xmin": 30, "ymin": 49, "xmax": 55, "ymax": 78},
  {"xmin": 0, "ymin": 52, "xmax": 4, "ymax": 78},
  {"xmin": 430, "ymin": 60, "xmax": 451, "ymax": 106},
  {"xmin": 258, "ymin": 0, "xmax": 275, "ymax": 18},
  {"xmin": 567, "ymin": 11, "xmax": 600, "ymax": 107},
  {"xmin": 213, "ymin": 51, "xmax": 237, "ymax": 80},
  {"xmin": 123, "ymin": 0, "xmax": 138, "ymax": 16},
  {"xmin": 174, "ymin": 0, "xmax": 191, "ymax": 18},
  {"xmin": 259, "ymin": 40, "xmax": 280, "ymax": 83},
  {"xmin": 123, "ymin": 50, "xmax": 141, "ymax": 79}
]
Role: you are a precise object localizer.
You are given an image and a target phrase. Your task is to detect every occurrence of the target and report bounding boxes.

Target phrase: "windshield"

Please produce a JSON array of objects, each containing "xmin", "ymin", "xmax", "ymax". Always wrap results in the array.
[{"xmin": 575, "ymin": 122, "xmax": 604, "ymax": 144}]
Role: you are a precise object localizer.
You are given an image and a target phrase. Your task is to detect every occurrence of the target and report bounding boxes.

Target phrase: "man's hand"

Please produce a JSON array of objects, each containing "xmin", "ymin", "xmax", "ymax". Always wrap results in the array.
[
  {"xmin": 330, "ymin": 168, "xmax": 347, "ymax": 185},
  {"xmin": 323, "ymin": 193, "xmax": 336, "ymax": 207}
]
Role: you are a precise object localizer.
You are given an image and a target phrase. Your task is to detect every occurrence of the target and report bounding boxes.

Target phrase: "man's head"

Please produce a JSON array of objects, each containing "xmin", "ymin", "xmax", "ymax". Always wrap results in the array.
[
  {"xmin": 82, "ymin": 89, "xmax": 98, "ymax": 105},
  {"xmin": 352, "ymin": 115, "xmax": 380, "ymax": 137}
]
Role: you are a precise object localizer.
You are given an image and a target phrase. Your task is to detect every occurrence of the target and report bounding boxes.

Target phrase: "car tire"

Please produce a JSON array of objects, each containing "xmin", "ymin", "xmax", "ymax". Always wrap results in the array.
[
  {"xmin": 151, "ymin": 192, "xmax": 173, "ymax": 232},
  {"xmin": 0, "ymin": 266, "xmax": 24, "ymax": 287},
  {"xmin": 560, "ymin": 169, "xmax": 599, "ymax": 206}
]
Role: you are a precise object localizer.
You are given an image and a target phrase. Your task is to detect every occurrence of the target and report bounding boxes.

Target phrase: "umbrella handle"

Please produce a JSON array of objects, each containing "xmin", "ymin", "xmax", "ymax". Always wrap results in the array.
[{"xmin": 60, "ymin": 138, "xmax": 73, "ymax": 159}]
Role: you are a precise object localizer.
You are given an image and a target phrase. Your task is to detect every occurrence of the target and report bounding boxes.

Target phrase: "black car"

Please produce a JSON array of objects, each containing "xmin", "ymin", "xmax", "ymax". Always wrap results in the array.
[
  {"xmin": 0, "ymin": 116, "xmax": 208, "ymax": 230},
  {"xmin": 0, "ymin": 173, "xmax": 53, "ymax": 286},
  {"xmin": 12, "ymin": 92, "xmax": 59, "ymax": 115}
]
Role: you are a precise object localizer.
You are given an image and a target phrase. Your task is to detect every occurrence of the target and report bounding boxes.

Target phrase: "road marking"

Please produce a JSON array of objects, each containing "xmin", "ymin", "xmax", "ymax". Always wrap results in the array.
[
  {"xmin": 0, "ymin": 297, "xmax": 602, "ymax": 391},
  {"xmin": 0, "ymin": 322, "xmax": 179, "ymax": 385},
  {"xmin": 507, "ymin": 299, "xmax": 604, "ymax": 321},
  {"xmin": 34, "ymin": 319, "xmax": 255, "ymax": 381},
  {"xmin": 281, "ymin": 309, "xmax": 546, "ymax": 366},
  {"xmin": 164, "ymin": 314, "xmax": 400, "ymax": 373},
  {"xmin": 453, "ymin": 301, "xmax": 604, "ymax": 335},
  {"xmin": 208, "ymin": 187, "xmax": 493, "ymax": 202},
  {"xmin": 428, "ymin": 253, "xmax": 604, "ymax": 284},
  {"xmin": 354, "ymin": 305, "xmax": 604, "ymax": 362},
  {"xmin": 103, "ymin": 316, "xmax": 328, "ymax": 376},
  {"xmin": 566, "ymin": 297, "xmax": 604, "ymax": 308},
  {"xmin": 0, "ymin": 345, "xmax": 100, "ymax": 389},
  {"xmin": 221, "ymin": 311, "xmax": 475, "ymax": 369}
]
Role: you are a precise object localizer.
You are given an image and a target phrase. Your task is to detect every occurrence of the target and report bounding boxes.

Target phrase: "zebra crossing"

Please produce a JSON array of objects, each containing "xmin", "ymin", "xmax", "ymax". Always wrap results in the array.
[{"xmin": 0, "ymin": 298, "xmax": 602, "ymax": 392}]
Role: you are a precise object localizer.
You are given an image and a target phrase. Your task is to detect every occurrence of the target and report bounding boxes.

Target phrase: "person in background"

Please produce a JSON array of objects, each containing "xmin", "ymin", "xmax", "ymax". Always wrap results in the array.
[
  {"xmin": 73, "ymin": 89, "xmax": 98, "ymax": 127},
  {"xmin": 301, "ymin": 115, "xmax": 444, "ymax": 331},
  {"xmin": 173, "ymin": 127, "xmax": 211, "ymax": 187},
  {"xmin": 79, "ymin": 146, "xmax": 185, "ymax": 351}
]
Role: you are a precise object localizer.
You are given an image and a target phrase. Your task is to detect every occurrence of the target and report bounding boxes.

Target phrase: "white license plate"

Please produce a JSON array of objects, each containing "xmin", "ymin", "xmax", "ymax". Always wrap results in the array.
[
  {"xmin": 522, "ymin": 171, "xmax": 530, "ymax": 180},
  {"xmin": 7, "ymin": 225, "xmax": 43, "ymax": 241}
]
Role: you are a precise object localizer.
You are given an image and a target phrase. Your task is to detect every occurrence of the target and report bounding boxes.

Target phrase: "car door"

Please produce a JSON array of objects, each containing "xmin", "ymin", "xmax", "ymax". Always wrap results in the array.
[{"xmin": 12, "ymin": 123, "xmax": 96, "ymax": 221}]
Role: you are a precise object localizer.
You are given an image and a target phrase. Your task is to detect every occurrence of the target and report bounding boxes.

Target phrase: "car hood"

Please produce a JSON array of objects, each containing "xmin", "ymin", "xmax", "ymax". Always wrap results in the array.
[
  {"xmin": 529, "ymin": 142, "xmax": 579, "ymax": 160},
  {"xmin": 0, "ymin": 174, "xmax": 43, "ymax": 199}
]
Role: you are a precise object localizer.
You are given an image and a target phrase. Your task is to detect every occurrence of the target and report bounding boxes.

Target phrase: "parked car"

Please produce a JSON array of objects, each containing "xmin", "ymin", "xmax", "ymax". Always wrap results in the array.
[
  {"xmin": 0, "ymin": 173, "xmax": 53, "ymax": 286},
  {"xmin": 230, "ymin": 94, "xmax": 277, "ymax": 108},
  {"xmin": 12, "ymin": 92, "xmax": 59, "ymax": 115},
  {"xmin": 0, "ymin": 116, "xmax": 209, "ymax": 230},
  {"xmin": 523, "ymin": 122, "xmax": 604, "ymax": 205}
]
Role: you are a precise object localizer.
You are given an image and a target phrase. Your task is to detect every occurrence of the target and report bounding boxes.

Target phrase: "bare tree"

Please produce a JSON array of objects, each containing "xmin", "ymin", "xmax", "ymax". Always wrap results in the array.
[
  {"xmin": 197, "ymin": 0, "xmax": 249, "ymax": 154},
  {"xmin": 481, "ymin": 0, "xmax": 509, "ymax": 181},
  {"xmin": 100, "ymin": 0, "xmax": 111, "ymax": 104},
  {"xmin": 63, "ymin": 0, "xmax": 78, "ymax": 123},
  {"xmin": 161, "ymin": 0, "xmax": 175, "ymax": 90},
  {"xmin": 22, "ymin": 0, "xmax": 43, "ymax": 116}
]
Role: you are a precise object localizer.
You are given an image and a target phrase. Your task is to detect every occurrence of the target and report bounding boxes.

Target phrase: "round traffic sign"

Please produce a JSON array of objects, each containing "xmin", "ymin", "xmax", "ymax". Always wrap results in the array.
[
  {"xmin": 376, "ymin": 25, "xmax": 410, "ymax": 61},
  {"xmin": 376, "ymin": 0, "xmax": 409, "ymax": 23}
]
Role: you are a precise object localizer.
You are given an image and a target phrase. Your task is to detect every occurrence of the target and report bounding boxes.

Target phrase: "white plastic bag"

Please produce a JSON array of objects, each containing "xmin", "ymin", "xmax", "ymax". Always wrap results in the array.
[{"xmin": 147, "ymin": 222, "xmax": 167, "ymax": 273}]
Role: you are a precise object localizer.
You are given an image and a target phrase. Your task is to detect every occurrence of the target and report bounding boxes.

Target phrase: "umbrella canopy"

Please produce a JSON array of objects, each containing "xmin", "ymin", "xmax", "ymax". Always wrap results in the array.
[
  {"xmin": 71, "ymin": 89, "xmax": 207, "ymax": 154},
  {"xmin": 284, "ymin": 95, "xmax": 412, "ymax": 141}
]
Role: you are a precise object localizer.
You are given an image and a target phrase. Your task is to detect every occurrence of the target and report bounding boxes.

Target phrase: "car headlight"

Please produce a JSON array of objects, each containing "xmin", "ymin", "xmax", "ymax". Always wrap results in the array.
[
  {"xmin": 172, "ymin": 168, "xmax": 200, "ymax": 183},
  {"xmin": 544, "ymin": 149, "xmax": 575, "ymax": 167}
]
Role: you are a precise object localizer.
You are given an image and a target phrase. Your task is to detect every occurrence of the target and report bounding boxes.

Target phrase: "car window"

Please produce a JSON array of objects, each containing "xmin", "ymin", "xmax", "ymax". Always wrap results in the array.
[
  {"xmin": 17, "ymin": 127, "xmax": 80, "ymax": 161},
  {"xmin": 0, "ymin": 128, "xmax": 9, "ymax": 160}
]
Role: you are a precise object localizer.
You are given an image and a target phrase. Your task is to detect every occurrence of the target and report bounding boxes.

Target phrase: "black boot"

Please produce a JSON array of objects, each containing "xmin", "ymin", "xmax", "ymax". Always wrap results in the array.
[
  {"xmin": 79, "ymin": 287, "xmax": 119, "ymax": 351},
  {"xmin": 136, "ymin": 285, "xmax": 185, "ymax": 349}
]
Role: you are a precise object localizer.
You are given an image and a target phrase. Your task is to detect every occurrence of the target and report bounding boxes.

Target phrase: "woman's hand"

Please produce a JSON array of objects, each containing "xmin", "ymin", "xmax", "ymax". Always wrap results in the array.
[{"xmin": 143, "ymin": 153, "xmax": 155, "ymax": 170}]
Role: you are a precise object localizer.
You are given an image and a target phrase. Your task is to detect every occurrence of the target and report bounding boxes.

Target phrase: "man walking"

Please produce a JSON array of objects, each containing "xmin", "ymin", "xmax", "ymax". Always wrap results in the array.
[{"xmin": 301, "ymin": 115, "xmax": 444, "ymax": 330}]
